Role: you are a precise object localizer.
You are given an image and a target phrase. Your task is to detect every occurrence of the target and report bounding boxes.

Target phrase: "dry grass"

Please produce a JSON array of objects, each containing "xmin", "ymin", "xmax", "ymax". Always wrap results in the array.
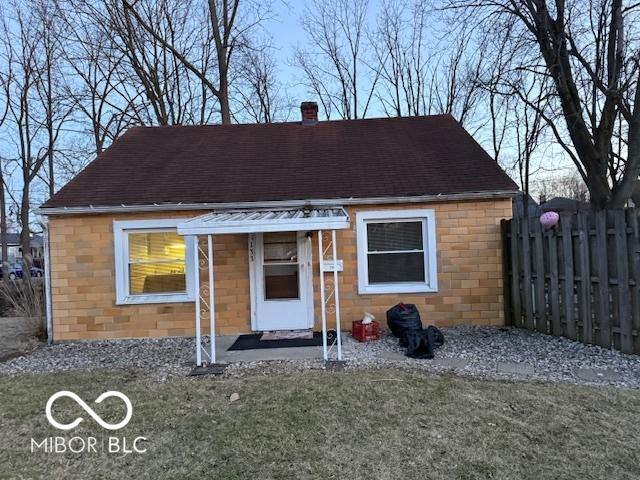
[
  {"xmin": 1, "ymin": 369, "xmax": 639, "ymax": 480},
  {"xmin": 0, "ymin": 316, "xmax": 43, "ymax": 361},
  {"xmin": 0, "ymin": 280, "xmax": 46, "ymax": 351}
]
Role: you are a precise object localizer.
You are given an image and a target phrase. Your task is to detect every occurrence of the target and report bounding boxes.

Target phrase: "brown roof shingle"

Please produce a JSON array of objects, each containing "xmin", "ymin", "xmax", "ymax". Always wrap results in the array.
[{"xmin": 42, "ymin": 115, "xmax": 517, "ymax": 209}]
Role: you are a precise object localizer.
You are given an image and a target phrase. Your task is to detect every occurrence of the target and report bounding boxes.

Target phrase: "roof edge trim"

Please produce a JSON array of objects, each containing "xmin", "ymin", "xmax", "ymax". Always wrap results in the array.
[
  {"xmin": 177, "ymin": 207, "xmax": 350, "ymax": 235},
  {"xmin": 37, "ymin": 190, "xmax": 519, "ymax": 216}
]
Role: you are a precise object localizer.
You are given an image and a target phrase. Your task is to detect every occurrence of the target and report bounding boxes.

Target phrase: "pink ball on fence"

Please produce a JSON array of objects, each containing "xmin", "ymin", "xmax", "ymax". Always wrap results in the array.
[{"xmin": 540, "ymin": 211, "xmax": 560, "ymax": 228}]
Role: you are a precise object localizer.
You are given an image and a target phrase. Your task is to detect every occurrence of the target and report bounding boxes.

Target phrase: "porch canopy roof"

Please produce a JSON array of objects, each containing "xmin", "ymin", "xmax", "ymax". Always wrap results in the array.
[{"xmin": 177, "ymin": 207, "xmax": 350, "ymax": 235}]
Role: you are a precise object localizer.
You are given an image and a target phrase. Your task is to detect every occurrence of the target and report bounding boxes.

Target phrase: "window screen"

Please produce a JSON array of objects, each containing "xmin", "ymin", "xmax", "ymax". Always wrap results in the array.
[
  {"xmin": 366, "ymin": 221, "xmax": 425, "ymax": 283},
  {"xmin": 128, "ymin": 231, "xmax": 186, "ymax": 294}
]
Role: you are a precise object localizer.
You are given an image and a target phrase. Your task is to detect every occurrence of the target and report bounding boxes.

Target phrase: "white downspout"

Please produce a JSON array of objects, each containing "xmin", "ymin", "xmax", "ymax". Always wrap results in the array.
[{"xmin": 38, "ymin": 216, "xmax": 53, "ymax": 345}]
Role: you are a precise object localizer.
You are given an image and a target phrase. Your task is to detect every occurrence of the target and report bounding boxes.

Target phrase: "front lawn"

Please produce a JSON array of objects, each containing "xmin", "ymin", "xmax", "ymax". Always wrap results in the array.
[{"xmin": 1, "ymin": 369, "xmax": 639, "ymax": 479}]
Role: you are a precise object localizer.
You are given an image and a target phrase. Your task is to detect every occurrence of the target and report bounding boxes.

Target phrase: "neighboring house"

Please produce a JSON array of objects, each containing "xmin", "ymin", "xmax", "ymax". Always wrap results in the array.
[
  {"xmin": 38, "ymin": 102, "xmax": 518, "ymax": 363},
  {"xmin": 1, "ymin": 232, "xmax": 44, "ymax": 265},
  {"xmin": 540, "ymin": 197, "xmax": 591, "ymax": 213}
]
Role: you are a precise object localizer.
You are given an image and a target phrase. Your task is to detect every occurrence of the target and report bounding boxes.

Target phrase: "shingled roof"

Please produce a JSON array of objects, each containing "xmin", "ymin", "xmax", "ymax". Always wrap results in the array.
[{"xmin": 41, "ymin": 114, "xmax": 517, "ymax": 210}]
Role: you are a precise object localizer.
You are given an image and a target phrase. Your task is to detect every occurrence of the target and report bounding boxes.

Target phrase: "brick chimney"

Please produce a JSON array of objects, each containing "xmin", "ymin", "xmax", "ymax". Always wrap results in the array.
[{"xmin": 300, "ymin": 101, "xmax": 318, "ymax": 126}]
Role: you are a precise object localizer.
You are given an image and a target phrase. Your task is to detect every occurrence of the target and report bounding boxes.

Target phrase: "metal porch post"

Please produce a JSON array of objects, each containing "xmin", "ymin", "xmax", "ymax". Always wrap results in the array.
[
  {"xmin": 331, "ymin": 230, "xmax": 342, "ymax": 360},
  {"xmin": 318, "ymin": 230, "xmax": 328, "ymax": 360},
  {"xmin": 193, "ymin": 235, "xmax": 202, "ymax": 366},
  {"xmin": 207, "ymin": 234, "xmax": 216, "ymax": 363}
]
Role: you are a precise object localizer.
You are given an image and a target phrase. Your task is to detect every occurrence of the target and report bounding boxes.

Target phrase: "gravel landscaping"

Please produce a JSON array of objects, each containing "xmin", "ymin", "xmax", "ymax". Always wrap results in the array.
[
  {"xmin": 1, "ymin": 326, "xmax": 639, "ymax": 387},
  {"xmin": 344, "ymin": 327, "xmax": 640, "ymax": 388}
]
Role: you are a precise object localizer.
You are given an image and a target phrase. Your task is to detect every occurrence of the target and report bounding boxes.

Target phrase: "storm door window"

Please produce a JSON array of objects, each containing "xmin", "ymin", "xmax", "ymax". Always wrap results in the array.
[{"xmin": 263, "ymin": 232, "xmax": 300, "ymax": 300}]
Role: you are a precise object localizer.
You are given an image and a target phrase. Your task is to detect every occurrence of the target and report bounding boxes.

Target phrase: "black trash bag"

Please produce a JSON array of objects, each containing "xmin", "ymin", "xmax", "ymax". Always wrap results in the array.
[
  {"xmin": 426, "ymin": 325, "xmax": 445, "ymax": 348},
  {"xmin": 386, "ymin": 303, "xmax": 422, "ymax": 339},
  {"xmin": 405, "ymin": 326, "xmax": 445, "ymax": 359},
  {"xmin": 405, "ymin": 330, "xmax": 434, "ymax": 359}
]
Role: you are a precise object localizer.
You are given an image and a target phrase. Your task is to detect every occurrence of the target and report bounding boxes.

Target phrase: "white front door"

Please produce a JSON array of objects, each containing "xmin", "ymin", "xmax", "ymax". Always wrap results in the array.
[{"xmin": 250, "ymin": 232, "xmax": 313, "ymax": 331}]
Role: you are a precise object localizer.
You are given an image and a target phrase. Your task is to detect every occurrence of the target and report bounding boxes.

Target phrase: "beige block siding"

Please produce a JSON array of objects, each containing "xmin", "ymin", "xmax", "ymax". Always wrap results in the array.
[
  {"xmin": 195, "ymin": 234, "xmax": 251, "ymax": 336},
  {"xmin": 48, "ymin": 198, "xmax": 512, "ymax": 341},
  {"xmin": 311, "ymin": 199, "xmax": 512, "ymax": 331},
  {"xmin": 49, "ymin": 211, "xmax": 251, "ymax": 341}
]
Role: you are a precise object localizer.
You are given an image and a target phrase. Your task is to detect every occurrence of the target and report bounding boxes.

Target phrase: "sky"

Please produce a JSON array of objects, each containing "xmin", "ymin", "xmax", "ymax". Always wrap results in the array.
[
  {"xmin": 268, "ymin": 1, "xmax": 318, "ymax": 96},
  {"xmin": 260, "ymin": 0, "xmax": 389, "ymax": 118},
  {"xmin": 262, "ymin": 0, "xmax": 332, "ymax": 117},
  {"xmin": 269, "ymin": 1, "xmax": 308, "ymax": 59}
]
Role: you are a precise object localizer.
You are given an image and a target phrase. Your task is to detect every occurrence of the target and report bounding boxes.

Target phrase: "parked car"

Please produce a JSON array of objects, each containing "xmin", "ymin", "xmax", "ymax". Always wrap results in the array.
[
  {"xmin": 30, "ymin": 266, "xmax": 44, "ymax": 278},
  {"xmin": 0, "ymin": 263, "xmax": 44, "ymax": 280}
]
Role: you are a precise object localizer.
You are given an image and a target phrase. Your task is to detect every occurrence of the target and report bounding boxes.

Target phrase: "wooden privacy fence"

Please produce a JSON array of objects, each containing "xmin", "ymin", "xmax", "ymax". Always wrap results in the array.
[{"xmin": 501, "ymin": 208, "xmax": 640, "ymax": 354}]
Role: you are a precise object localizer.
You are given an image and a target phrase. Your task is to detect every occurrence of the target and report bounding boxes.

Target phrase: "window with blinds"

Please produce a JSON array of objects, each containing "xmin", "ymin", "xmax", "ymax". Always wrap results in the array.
[
  {"xmin": 356, "ymin": 209, "xmax": 437, "ymax": 294},
  {"xmin": 127, "ymin": 231, "xmax": 186, "ymax": 294},
  {"xmin": 366, "ymin": 221, "xmax": 426, "ymax": 284}
]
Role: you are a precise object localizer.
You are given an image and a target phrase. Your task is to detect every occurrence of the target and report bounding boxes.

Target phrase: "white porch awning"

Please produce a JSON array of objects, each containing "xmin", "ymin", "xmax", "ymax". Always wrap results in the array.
[{"xmin": 177, "ymin": 207, "xmax": 349, "ymax": 235}]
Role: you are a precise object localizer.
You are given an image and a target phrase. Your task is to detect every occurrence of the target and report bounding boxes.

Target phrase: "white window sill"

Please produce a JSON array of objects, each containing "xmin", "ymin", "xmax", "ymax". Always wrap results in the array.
[
  {"xmin": 358, "ymin": 283, "xmax": 438, "ymax": 295},
  {"xmin": 116, "ymin": 293, "xmax": 194, "ymax": 305}
]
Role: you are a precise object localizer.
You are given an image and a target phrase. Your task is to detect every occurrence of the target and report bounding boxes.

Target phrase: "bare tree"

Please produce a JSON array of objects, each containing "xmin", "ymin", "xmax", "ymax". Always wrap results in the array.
[
  {"xmin": 1, "ymin": 0, "xmax": 73, "ymax": 281},
  {"xmin": 0, "ymin": 56, "xmax": 11, "ymax": 280},
  {"xmin": 295, "ymin": 0, "xmax": 378, "ymax": 120},
  {"xmin": 448, "ymin": 0, "xmax": 640, "ymax": 209},
  {"xmin": 535, "ymin": 174, "xmax": 590, "ymax": 202},
  {"xmin": 427, "ymin": 33, "xmax": 486, "ymax": 127},
  {"xmin": 480, "ymin": 32, "xmax": 512, "ymax": 163},
  {"xmin": 372, "ymin": 0, "xmax": 431, "ymax": 117},
  {"xmin": 123, "ymin": 0, "xmax": 272, "ymax": 124},
  {"xmin": 369, "ymin": 0, "xmax": 488, "ymax": 137},
  {"xmin": 233, "ymin": 43, "xmax": 291, "ymax": 123},
  {"xmin": 512, "ymin": 78, "xmax": 548, "ymax": 218},
  {"xmin": 56, "ymin": 1, "xmax": 134, "ymax": 157},
  {"xmin": 109, "ymin": 0, "xmax": 217, "ymax": 125}
]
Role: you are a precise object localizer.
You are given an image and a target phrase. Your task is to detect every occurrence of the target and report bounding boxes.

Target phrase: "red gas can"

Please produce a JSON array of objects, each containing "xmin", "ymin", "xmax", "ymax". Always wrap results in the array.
[{"xmin": 352, "ymin": 320, "xmax": 380, "ymax": 342}]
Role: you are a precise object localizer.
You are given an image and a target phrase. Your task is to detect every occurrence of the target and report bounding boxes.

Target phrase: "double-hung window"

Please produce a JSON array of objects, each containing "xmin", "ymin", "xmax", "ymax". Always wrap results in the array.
[
  {"xmin": 114, "ymin": 219, "xmax": 195, "ymax": 305},
  {"xmin": 356, "ymin": 209, "xmax": 437, "ymax": 294}
]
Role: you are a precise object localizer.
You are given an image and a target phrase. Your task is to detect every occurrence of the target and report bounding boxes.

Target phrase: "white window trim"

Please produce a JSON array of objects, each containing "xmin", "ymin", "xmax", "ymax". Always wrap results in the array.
[
  {"xmin": 113, "ymin": 219, "xmax": 195, "ymax": 305},
  {"xmin": 356, "ymin": 209, "xmax": 438, "ymax": 294}
]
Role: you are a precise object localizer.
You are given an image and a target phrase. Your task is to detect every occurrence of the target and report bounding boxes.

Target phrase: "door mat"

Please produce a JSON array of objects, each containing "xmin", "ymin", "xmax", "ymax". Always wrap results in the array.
[
  {"xmin": 189, "ymin": 363, "xmax": 228, "ymax": 376},
  {"xmin": 261, "ymin": 330, "xmax": 314, "ymax": 341},
  {"xmin": 228, "ymin": 332, "xmax": 324, "ymax": 351}
]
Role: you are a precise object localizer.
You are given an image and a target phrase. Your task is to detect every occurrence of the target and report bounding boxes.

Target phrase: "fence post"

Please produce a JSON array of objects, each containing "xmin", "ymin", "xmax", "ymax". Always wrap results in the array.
[
  {"xmin": 547, "ymin": 226, "xmax": 561, "ymax": 336},
  {"xmin": 522, "ymin": 217, "xmax": 534, "ymax": 330},
  {"xmin": 577, "ymin": 212, "xmax": 592, "ymax": 344},
  {"xmin": 510, "ymin": 215, "xmax": 522, "ymax": 327},
  {"xmin": 614, "ymin": 210, "xmax": 633, "ymax": 353},
  {"xmin": 532, "ymin": 219, "xmax": 547, "ymax": 333},
  {"xmin": 561, "ymin": 214, "xmax": 576, "ymax": 340},
  {"xmin": 594, "ymin": 210, "xmax": 611, "ymax": 348},
  {"xmin": 627, "ymin": 209, "xmax": 640, "ymax": 354},
  {"xmin": 501, "ymin": 220, "xmax": 513, "ymax": 326}
]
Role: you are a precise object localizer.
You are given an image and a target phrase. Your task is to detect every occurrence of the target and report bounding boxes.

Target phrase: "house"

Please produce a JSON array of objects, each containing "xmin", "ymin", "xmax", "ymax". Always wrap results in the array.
[
  {"xmin": 1, "ymin": 232, "xmax": 44, "ymax": 266},
  {"xmin": 38, "ymin": 102, "xmax": 518, "ymax": 365},
  {"xmin": 540, "ymin": 197, "xmax": 591, "ymax": 213}
]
